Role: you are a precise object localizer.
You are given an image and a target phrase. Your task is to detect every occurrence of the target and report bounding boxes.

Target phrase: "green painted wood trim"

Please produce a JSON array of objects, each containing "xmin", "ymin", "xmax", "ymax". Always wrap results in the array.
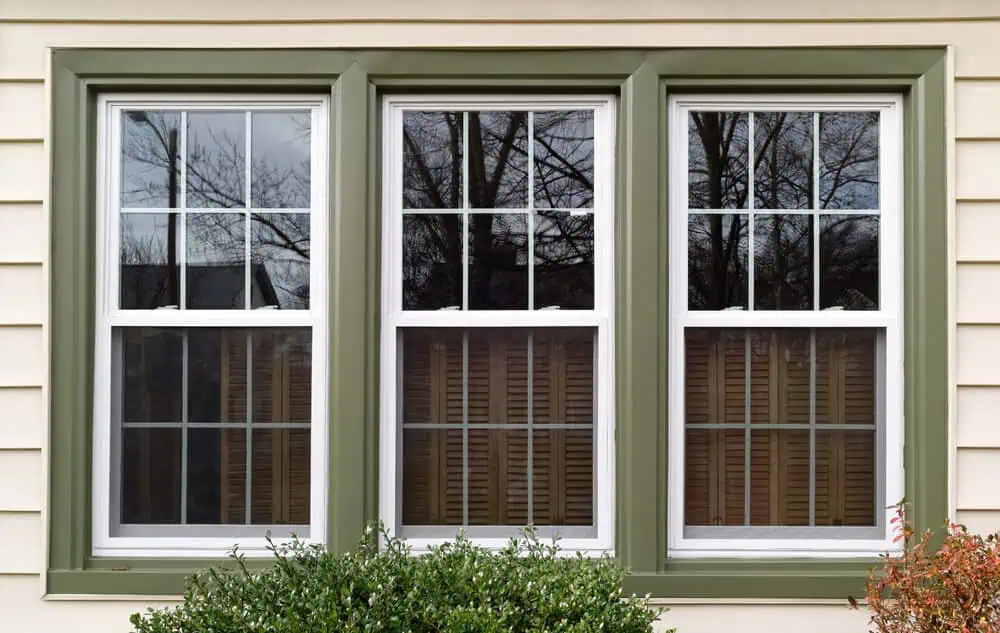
[
  {"xmin": 615, "ymin": 62, "xmax": 666, "ymax": 573},
  {"xmin": 47, "ymin": 46, "xmax": 948, "ymax": 601}
]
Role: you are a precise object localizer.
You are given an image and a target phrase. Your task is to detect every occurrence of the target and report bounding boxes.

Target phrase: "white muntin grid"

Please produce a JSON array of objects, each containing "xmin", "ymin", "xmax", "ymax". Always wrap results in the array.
[
  {"xmin": 93, "ymin": 94, "xmax": 329, "ymax": 558},
  {"xmin": 379, "ymin": 95, "xmax": 616, "ymax": 554},
  {"xmin": 667, "ymin": 94, "xmax": 904, "ymax": 558}
]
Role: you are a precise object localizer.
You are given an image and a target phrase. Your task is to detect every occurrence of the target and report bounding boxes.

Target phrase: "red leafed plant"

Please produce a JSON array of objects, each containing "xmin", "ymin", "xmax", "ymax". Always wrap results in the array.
[{"xmin": 855, "ymin": 501, "xmax": 1000, "ymax": 633}]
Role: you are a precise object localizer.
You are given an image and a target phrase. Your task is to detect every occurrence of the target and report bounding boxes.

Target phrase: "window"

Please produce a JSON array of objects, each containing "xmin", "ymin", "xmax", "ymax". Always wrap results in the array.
[
  {"xmin": 379, "ymin": 96, "xmax": 615, "ymax": 552},
  {"xmin": 668, "ymin": 95, "xmax": 903, "ymax": 556},
  {"xmin": 92, "ymin": 96, "xmax": 328, "ymax": 557}
]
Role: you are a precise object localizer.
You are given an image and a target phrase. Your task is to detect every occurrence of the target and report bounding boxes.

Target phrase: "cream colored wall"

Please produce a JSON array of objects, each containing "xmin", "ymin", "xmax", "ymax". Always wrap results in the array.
[{"xmin": 2, "ymin": 1, "xmax": 998, "ymax": 630}]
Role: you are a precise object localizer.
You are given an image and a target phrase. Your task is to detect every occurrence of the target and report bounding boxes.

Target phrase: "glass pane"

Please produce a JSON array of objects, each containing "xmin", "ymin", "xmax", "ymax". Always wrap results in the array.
[
  {"xmin": 186, "ymin": 427, "xmax": 247, "ymax": 524},
  {"xmin": 688, "ymin": 112, "xmax": 749, "ymax": 209},
  {"xmin": 749, "ymin": 429, "xmax": 810, "ymax": 526},
  {"xmin": 754, "ymin": 214, "xmax": 813, "ymax": 310},
  {"xmin": 400, "ymin": 328, "xmax": 464, "ymax": 425},
  {"xmin": 121, "ymin": 328, "xmax": 182, "ymax": 423},
  {"xmin": 533, "ymin": 429, "xmax": 594, "ymax": 526},
  {"xmin": 468, "ymin": 330, "xmax": 528, "ymax": 425},
  {"xmin": 121, "ymin": 111, "xmax": 181, "ymax": 208},
  {"xmin": 186, "ymin": 111, "xmax": 246, "ymax": 209},
  {"xmin": 816, "ymin": 429, "xmax": 876, "ymax": 526},
  {"xmin": 402, "ymin": 213, "xmax": 463, "ymax": 310},
  {"xmin": 250, "ymin": 213, "xmax": 310, "ymax": 309},
  {"xmin": 251, "ymin": 428, "xmax": 311, "ymax": 524},
  {"xmin": 684, "ymin": 429, "xmax": 745, "ymax": 526},
  {"xmin": 469, "ymin": 213, "xmax": 528, "ymax": 310},
  {"xmin": 121, "ymin": 427, "xmax": 181, "ymax": 523},
  {"xmin": 186, "ymin": 212, "xmax": 246, "ymax": 309},
  {"xmin": 533, "ymin": 328, "xmax": 595, "ymax": 425},
  {"xmin": 187, "ymin": 329, "xmax": 247, "ymax": 423},
  {"xmin": 820, "ymin": 112, "xmax": 879, "ymax": 210},
  {"xmin": 748, "ymin": 330, "xmax": 811, "ymax": 425},
  {"xmin": 252, "ymin": 329, "xmax": 312, "ymax": 424},
  {"xmin": 534, "ymin": 211, "xmax": 594, "ymax": 309},
  {"xmin": 401, "ymin": 428, "xmax": 464, "ymax": 525},
  {"xmin": 816, "ymin": 329, "xmax": 877, "ymax": 425},
  {"xmin": 468, "ymin": 429, "xmax": 530, "ymax": 525},
  {"xmin": 533, "ymin": 110, "xmax": 594, "ymax": 209},
  {"xmin": 684, "ymin": 329, "xmax": 746, "ymax": 425},
  {"xmin": 819, "ymin": 214, "xmax": 879, "ymax": 310},
  {"xmin": 468, "ymin": 111, "xmax": 528, "ymax": 209},
  {"xmin": 120, "ymin": 212, "xmax": 181, "ymax": 309},
  {"xmin": 754, "ymin": 112, "xmax": 814, "ymax": 210},
  {"xmin": 403, "ymin": 112, "xmax": 463, "ymax": 209},
  {"xmin": 251, "ymin": 111, "xmax": 310, "ymax": 209},
  {"xmin": 688, "ymin": 214, "xmax": 749, "ymax": 310}
]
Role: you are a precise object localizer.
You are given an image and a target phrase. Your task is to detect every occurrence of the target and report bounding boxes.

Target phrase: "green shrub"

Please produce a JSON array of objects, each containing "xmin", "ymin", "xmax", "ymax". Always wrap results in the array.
[{"xmin": 130, "ymin": 527, "xmax": 663, "ymax": 633}]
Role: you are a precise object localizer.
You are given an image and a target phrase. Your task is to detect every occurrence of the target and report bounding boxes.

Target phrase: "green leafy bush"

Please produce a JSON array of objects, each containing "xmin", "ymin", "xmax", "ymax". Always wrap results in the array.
[{"xmin": 130, "ymin": 527, "xmax": 662, "ymax": 633}]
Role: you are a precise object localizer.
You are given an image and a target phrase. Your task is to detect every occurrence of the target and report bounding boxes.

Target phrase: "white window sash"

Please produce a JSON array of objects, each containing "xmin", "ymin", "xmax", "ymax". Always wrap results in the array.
[
  {"xmin": 666, "ymin": 94, "xmax": 905, "ymax": 558},
  {"xmin": 379, "ymin": 94, "xmax": 617, "ymax": 554},
  {"xmin": 92, "ymin": 94, "xmax": 330, "ymax": 558}
]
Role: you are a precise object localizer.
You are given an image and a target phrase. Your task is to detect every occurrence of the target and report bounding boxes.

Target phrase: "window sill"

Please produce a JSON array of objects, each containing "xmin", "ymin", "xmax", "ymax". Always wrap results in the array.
[{"xmin": 48, "ymin": 558, "xmax": 878, "ymax": 599}]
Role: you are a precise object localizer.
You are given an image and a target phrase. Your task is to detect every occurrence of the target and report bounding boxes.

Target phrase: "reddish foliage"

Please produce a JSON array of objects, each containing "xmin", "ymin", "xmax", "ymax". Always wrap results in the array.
[{"xmin": 857, "ymin": 502, "xmax": 1000, "ymax": 633}]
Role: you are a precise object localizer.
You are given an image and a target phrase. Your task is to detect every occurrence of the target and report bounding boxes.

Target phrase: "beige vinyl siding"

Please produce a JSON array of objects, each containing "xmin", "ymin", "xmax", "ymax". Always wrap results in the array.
[{"xmin": 0, "ymin": 0, "xmax": 999, "ymax": 629}]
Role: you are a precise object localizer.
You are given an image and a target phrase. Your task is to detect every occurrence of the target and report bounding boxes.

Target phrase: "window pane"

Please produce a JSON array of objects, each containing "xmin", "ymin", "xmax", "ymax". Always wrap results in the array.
[
  {"xmin": 469, "ymin": 112, "xmax": 528, "ymax": 209},
  {"xmin": 399, "ymin": 327, "xmax": 595, "ymax": 527},
  {"xmin": 816, "ymin": 429, "xmax": 876, "ymax": 526},
  {"xmin": 748, "ymin": 330, "xmax": 811, "ymax": 425},
  {"xmin": 402, "ymin": 213, "xmax": 463, "ymax": 310},
  {"xmin": 688, "ymin": 214, "xmax": 749, "ymax": 310},
  {"xmin": 121, "ymin": 328, "xmax": 182, "ymax": 423},
  {"xmin": 684, "ymin": 329, "xmax": 746, "ymax": 425},
  {"xmin": 121, "ymin": 111, "xmax": 181, "ymax": 208},
  {"xmin": 186, "ymin": 212, "xmax": 246, "ymax": 309},
  {"xmin": 688, "ymin": 112, "xmax": 749, "ymax": 209},
  {"xmin": 252, "ymin": 329, "xmax": 312, "ymax": 424},
  {"xmin": 187, "ymin": 329, "xmax": 247, "ymax": 423},
  {"xmin": 121, "ymin": 427, "xmax": 181, "ymax": 523},
  {"xmin": 251, "ymin": 111, "xmax": 310, "ymax": 209},
  {"xmin": 816, "ymin": 329, "xmax": 877, "ymax": 425},
  {"xmin": 533, "ymin": 111, "xmax": 594, "ymax": 209},
  {"xmin": 403, "ymin": 112, "xmax": 463, "ymax": 209},
  {"xmin": 534, "ymin": 211, "xmax": 594, "ymax": 309},
  {"xmin": 684, "ymin": 429, "xmax": 745, "ymax": 526},
  {"xmin": 186, "ymin": 111, "xmax": 246, "ymax": 209},
  {"xmin": 754, "ymin": 112, "xmax": 814, "ymax": 210},
  {"xmin": 749, "ymin": 429, "xmax": 810, "ymax": 526},
  {"xmin": 251, "ymin": 428, "xmax": 311, "ymax": 524},
  {"xmin": 754, "ymin": 214, "xmax": 813, "ymax": 310},
  {"xmin": 186, "ymin": 427, "xmax": 246, "ymax": 524},
  {"xmin": 820, "ymin": 112, "xmax": 879, "ymax": 210},
  {"xmin": 250, "ymin": 213, "xmax": 310, "ymax": 309},
  {"xmin": 533, "ymin": 429, "xmax": 593, "ymax": 526},
  {"xmin": 819, "ymin": 214, "xmax": 879, "ymax": 310},
  {"xmin": 469, "ymin": 213, "xmax": 528, "ymax": 310},
  {"xmin": 120, "ymin": 212, "xmax": 181, "ymax": 309}
]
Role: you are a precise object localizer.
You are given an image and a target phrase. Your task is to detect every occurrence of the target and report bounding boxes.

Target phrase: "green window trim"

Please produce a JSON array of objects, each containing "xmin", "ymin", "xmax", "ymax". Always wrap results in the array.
[{"xmin": 48, "ymin": 47, "xmax": 948, "ymax": 599}]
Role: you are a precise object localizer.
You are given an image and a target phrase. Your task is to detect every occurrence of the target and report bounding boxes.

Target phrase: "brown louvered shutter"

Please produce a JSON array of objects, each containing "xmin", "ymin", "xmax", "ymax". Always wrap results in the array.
[
  {"xmin": 220, "ymin": 330, "xmax": 312, "ymax": 525},
  {"xmin": 684, "ymin": 328, "xmax": 875, "ymax": 528},
  {"xmin": 401, "ymin": 328, "xmax": 594, "ymax": 527}
]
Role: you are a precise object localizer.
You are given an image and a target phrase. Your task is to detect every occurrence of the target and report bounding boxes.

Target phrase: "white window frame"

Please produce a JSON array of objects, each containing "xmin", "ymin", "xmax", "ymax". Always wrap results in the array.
[
  {"xmin": 379, "ymin": 94, "xmax": 616, "ymax": 554},
  {"xmin": 92, "ymin": 94, "xmax": 329, "ymax": 558},
  {"xmin": 667, "ymin": 94, "xmax": 904, "ymax": 558}
]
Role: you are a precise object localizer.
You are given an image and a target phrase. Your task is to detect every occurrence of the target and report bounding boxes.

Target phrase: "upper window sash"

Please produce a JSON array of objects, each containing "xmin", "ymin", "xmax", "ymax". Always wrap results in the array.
[{"xmin": 666, "ymin": 94, "xmax": 904, "ymax": 558}]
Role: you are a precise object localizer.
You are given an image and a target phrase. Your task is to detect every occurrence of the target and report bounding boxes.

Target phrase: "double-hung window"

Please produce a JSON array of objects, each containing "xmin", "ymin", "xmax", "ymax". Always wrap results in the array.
[
  {"xmin": 668, "ymin": 95, "xmax": 903, "ymax": 557},
  {"xmin": 92, "ymin": 95, "xmax": 328, "ymax": 557},
  {"xmin": 380, "ymin": 96, "xmax": 616, "ymax": 552}
]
